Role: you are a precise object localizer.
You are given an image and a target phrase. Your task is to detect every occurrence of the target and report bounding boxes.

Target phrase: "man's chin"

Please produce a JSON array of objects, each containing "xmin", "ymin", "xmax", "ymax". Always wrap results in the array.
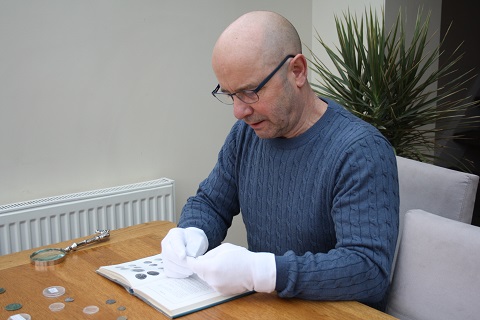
[
  {"xmin": 248, "ymin": 121, "xmax": 278, "ymax": 139},
  {"xmin": 252, "ymin": 129, "xmax": 275, "ymax": 139}
]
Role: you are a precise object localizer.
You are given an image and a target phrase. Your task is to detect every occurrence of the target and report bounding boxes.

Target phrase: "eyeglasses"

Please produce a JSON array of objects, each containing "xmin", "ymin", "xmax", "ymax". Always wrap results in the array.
[{"xmin": 212, "ymin": 54, "xmax": 296, "ymax": 105}]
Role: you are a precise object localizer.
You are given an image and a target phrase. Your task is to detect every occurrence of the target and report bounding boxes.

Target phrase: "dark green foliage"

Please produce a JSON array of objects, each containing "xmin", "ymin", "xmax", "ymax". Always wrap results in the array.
[{"xmin": 310, "ymin": 8, "xmax": 478, "ymax": 166}]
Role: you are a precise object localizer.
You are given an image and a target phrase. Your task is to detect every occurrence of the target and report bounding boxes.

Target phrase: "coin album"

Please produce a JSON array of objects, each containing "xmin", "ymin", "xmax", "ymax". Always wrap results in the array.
[{"xmin": 96, "ymin": 254, "xmax": 251, "ymax": 318}]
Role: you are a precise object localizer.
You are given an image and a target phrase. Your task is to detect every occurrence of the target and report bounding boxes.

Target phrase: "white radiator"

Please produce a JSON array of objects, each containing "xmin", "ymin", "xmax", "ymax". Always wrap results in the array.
[{"xmin": 0, "ymin": 178, "xmax": 175, "ymax": 256}]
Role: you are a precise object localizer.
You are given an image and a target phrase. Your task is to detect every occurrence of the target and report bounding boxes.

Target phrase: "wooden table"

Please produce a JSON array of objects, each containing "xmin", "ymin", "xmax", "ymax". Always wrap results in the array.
[{"xmin": 0, "ymin": 221, "xmax": 397, "ymax": 319}]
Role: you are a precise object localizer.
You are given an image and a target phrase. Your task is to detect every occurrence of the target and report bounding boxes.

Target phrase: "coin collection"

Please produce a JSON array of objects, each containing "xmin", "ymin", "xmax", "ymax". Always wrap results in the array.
[
  {"xmin": 2, "ymin": 284, "xmax": 128, "ymax": 319},
  {"xmin": 114, "ymin": 256, "xmax": 164, "ymax": 280}
]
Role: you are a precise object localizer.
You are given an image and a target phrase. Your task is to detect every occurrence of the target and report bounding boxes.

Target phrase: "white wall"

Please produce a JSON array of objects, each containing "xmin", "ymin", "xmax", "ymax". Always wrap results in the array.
[
  {"xmin": 0, "ymin": 0, "xmax": 441, "ymax": 247},
  {"xmin": 0, "ymin": 0, "xmax": 312, "ymax": 246}
]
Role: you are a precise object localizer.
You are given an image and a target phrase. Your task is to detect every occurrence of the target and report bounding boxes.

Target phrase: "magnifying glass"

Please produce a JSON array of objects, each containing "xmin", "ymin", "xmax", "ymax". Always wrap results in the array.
[{"xmin": 30, "ymin": 229, "xmax": 110, "ymax": 266}]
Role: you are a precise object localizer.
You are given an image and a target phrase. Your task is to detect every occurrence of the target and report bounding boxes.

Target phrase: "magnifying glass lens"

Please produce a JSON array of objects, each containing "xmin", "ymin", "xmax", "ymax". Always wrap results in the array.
[{"xmin": 30, "ymin": 248, "xmax": 66, "ymax": 265}]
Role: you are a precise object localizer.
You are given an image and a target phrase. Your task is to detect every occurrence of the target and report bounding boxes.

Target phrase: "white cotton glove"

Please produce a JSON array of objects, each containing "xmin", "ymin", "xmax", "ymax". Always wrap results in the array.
[
  {"xmin": 187, "ymin": 243, "xmax": 276, "ymax": 295},
  {"xmin": 161, "ymin": 227, "xmax": 209, "ymax": 278}
]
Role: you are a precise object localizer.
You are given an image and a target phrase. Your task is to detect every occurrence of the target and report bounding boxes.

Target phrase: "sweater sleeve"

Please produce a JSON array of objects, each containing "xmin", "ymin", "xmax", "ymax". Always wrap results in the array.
[
  {"xmin": 274, "ymin": 133, "xmax": 399, "ymax": 310},
  {"xmin": 177, "ymin": 122, "xmax": 241, "ymax": 249}
]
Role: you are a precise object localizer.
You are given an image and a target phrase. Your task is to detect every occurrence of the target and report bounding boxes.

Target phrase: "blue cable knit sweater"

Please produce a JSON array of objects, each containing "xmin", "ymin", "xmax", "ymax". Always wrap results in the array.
[{"xmin": 178, "ymin": 98, "xmax": 399, "ymax": 309}]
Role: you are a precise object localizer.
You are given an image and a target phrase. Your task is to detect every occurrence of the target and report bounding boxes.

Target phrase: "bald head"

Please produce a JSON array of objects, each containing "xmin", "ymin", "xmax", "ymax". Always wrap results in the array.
[{"xmin": 212, "ymin": 11, "xmax": 302, "ymax": 75}]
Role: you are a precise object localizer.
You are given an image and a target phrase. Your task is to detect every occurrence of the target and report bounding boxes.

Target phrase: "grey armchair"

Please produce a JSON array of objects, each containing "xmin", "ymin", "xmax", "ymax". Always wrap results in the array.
[
  {"xmin": 392, "ymin": 156, "xmax": 479, "ymax": 276},
  {"xmin": 385, "ymin": 157, "xmax": 480, "ymax": 319}
]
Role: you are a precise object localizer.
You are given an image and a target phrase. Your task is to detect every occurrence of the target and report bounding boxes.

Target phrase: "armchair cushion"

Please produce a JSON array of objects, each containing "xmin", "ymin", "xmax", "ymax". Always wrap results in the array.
[{"xmin": 387, "ymin": 209, "xmax": 480, "ymax": 320}]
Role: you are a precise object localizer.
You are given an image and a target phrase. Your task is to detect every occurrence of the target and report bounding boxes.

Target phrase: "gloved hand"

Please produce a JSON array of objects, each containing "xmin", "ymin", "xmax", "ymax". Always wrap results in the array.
[
  {"xmin": 187, "ymin": 243, "xmax": 276, "ymax": 295},
  {"xmin": 161, "ymin": 227, "xmax": 208, "ymax": 278}
]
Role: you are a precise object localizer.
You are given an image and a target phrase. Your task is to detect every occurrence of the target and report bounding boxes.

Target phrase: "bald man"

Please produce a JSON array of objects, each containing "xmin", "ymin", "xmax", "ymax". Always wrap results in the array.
[{"xmin": 161, "ymin": 11, "xmax": 399, "ymax": 310}]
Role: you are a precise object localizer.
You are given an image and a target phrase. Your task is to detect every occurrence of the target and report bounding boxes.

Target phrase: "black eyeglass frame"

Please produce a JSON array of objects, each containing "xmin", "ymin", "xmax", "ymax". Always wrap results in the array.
[{"xmin": 211, "ymin": 54, "xmax": 296, "ymax": 105}]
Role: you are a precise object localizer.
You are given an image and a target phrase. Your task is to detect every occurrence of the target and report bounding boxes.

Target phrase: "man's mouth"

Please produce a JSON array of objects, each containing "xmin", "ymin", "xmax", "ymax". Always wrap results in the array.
[{"xmin": 247, "ymin": 120, "xmax": 264, "ymax": 130}]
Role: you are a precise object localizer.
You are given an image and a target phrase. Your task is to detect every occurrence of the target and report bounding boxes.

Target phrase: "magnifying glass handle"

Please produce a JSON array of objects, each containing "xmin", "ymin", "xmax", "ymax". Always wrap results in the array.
[{"xmin": 64, "ymin": 229, "xmax": 110, "ymax": 252}]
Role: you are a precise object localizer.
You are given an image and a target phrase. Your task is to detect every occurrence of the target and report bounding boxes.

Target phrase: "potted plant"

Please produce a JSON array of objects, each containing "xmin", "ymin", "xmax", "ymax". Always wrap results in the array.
[{"xmin": 309, "ymin": 8, "xmax": 479, "ymax": 170}]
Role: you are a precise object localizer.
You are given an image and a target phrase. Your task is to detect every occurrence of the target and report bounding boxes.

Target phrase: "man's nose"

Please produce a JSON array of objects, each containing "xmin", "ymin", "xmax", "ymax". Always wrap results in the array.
[{"xmin": 232, "ymin": 97, "xmax": 254, "ymax": 120}]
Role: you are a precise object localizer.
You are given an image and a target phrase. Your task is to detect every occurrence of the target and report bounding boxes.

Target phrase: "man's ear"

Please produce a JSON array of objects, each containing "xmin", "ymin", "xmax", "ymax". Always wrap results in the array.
[{"xmin": 290, "ymin": 54, "xmax": 308, "ymax": 87}]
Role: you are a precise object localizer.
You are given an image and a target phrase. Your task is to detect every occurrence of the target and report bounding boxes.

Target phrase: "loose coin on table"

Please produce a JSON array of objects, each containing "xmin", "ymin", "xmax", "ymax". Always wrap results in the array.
[
  {"xmin": 49, "ymin": 302, "xmax": 65, "ymax": 312},
  {"xmin": 83, "ymin": 305, "xmax": 100, "ymax": 314},
  {"xmin": 8, "ymin": 313, "xmax": 31, "ymax": 320},
  {"xmin": 5, "ymin": 303, "xmax": 22, "ymax": 311}
]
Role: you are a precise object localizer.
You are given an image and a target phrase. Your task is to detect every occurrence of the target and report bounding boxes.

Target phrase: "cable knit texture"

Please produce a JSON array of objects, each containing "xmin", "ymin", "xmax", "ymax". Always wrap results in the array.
[{"xmin": 178, "ymin": 97, "xmax": 399, "ymax": 310}]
